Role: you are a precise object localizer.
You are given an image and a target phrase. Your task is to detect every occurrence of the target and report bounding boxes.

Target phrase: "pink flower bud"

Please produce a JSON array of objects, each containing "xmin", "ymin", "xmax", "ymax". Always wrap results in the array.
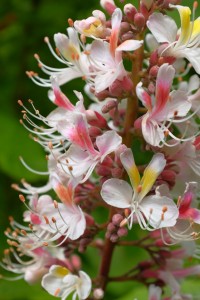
[
  {"xmin": 111, "ymin": 167, "xmax": 123, "ymax": 178},
  {"xmin": 124, "ymin": 4, "xmax": 137, "ymax": 22},
  {"xmin": 96, "ymin": 165, "xmax": 111, "ymax": 176},
  {"xmin": 71, "ymin": 254, "xmax": 82, "ymax": 270},
  {"xmin": 134, "ymin": 13, "xmax": 145, "ymax": 30},
  {"xmin": 121, "ymin": 76, "xmax": 133, "ymax": 91},
  {"xmin": 112, "ymin": 214, "xmax": 124, "ymax": 225},
  {"xmin": 107, "ymin": 223, "xmax": 116, "ymax": 233},
  {"xmin": 161, "ymin": 169, "xmax": 176, "ymax": 183},
  {"xmin": 88, "ymin": 126, "xmax": 102, "ymax": 138},
  {"xmin": 100, "ymin": 0, "xmax": 116, "ymax": 15},
  {"xmin": 117, "ymin": 227, "xmax": 128, "ymax": 237},
  {"xmin": 149, "ymin": 65, "xmax": 159, "ymax": 77},
  {"xmin": 101, "ymin": 100, "xmax": 117, "ymax": 114},
  {"xmin": 110, "ymin": 233, "xmax": 118, "ymax": 243}
]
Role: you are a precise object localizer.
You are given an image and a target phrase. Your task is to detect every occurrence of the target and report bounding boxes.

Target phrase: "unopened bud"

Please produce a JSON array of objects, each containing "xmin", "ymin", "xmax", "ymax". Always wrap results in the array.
[
  {"xmin": 124, "ymin": 4, "xmax": 137, "ymax": 22},
  {"xmin": 111, "ymin": 167, "xmax": 123, "ymax": 178},
  {"xmin": 149, "ymin": 65, "xmax": 159, "ymax": 77},
  {"xmin": 112, "ymin": 214, "xmax": 124, "ymax": 225},
  {"xmin": 117, "ymin": 227, "xmax": 128, "ymax": 237},
  {"xmin": 110, "ymin": 233, "xmax": 118, "ymax": 243},
  {"xmin": 101, "ymin": 100, "xmax": 117, "ymax": 114},
  {"xmin": 100, "ymin": 0, "xmax": 116, "ymax": 15},
  {"xmin": 134, "ymin": 13, "xmax": 145, "ymax": 30},
  {"xmin": 93, "ymin": 288, "xmax": 104, "ymax": 299}
]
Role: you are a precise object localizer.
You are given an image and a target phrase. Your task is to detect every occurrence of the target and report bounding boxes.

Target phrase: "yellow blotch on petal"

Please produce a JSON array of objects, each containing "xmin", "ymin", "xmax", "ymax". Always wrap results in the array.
[{"xmin": 54, "ymin": 266, "xmax": 70, "ymax": 278}]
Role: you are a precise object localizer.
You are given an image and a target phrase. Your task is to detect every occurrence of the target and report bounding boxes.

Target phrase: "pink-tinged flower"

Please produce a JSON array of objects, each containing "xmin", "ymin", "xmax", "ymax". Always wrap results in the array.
[
  {"xmin": 166, "ymin": 182, "xmax": 200, "ymax": 243},
  {"xmin": 8, "ymin": 182, "xmax": 86, "ymax": 249},
  {"xmin": 147, "ymin": 4, "xmax": 200, "ymax": 74},
  {"xmin": 0, "ymin": 245, "xmax": 64, "ymax": 284},
  {"xmin": 101, "ymin": 148, "xmax": 178, "ymax": 230},
  {"xmin": 74, "ymin": 10, "xmax": 109, "ymax": 39},
  {"xmin": 135, "ymin": 63, "xmax": 191, "ymax": 146},
  {"xmin": 42, "ymin": 265, "xmax": 91, "ymax": 300},
  {"xmin": 148, "ymin": 285, "xmax": 162, "ymax": 300},
  {"xmin": 61, "ymin": 129, "xmax": 122, "ymax": 182},
  {"xmin": 89, "ymin": 8, "xmax": 143, "ymax": 93}
]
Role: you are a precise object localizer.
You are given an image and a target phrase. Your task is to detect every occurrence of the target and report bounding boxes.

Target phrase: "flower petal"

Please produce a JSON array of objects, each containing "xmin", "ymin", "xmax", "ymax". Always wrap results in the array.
[
  {"xmin": 120, "ymin": 148, "xmax": 140, "ymax": 191},
  {"xmin": 147, "ymin": 13, "xmax": 177, "ymax": 44},
  {"xmin": 116, "ymin": 40, "xmax": 143, "ymax": 52},
  {"xmin": 101, "ymin": 178, "xmax": 133, "ymax": 208},
  {"xmin": 96, "ymin": 130, "xmax": 122, "ymax": 161},
  {"xmin": 139, "ymin": 153, "xmax": 166, "ymax": 201}
]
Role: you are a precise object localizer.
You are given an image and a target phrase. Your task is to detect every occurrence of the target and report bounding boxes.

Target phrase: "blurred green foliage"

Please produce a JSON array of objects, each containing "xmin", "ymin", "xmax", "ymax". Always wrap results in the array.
[{"xmin": 0, "ymin": 0, "xmax": 200, "ymax": 299}]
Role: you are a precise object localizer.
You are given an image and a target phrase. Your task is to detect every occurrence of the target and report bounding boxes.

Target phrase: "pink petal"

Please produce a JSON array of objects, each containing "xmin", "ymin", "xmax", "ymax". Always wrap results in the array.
[{"xmin": 96, "ymin": 130, "xmax": 122, "ymax": 160}]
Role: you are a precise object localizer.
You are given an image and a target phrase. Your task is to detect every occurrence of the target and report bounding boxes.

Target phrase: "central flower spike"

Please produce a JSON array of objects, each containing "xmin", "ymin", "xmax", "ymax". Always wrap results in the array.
[{"xmin": 101, "ymin": 149, "xmax": 178, "ymax": 230}]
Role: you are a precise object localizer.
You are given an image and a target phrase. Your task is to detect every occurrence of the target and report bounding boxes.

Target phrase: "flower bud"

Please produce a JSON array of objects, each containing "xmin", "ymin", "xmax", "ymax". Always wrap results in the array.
[
  {"xmin": 134, "ymin": 13, "xmax": 145, "ymax": 30},
  {"xmin": 112, "ymin": 214, "xmax": 124, "ymax": 225},
  {"xmin": 149, "ymin": 65, "xmax": 159, "ymax": 77},
  {"xmin": 141, "ymin": 0, "xmax": 153, "ymax": 10},
  {"xmin": 124, "ymin": 4, "xmax": 137, "ymax": 22},
  {"xmin": 93, "ymin": 288, "xmax": 104, "ymax": 299},
  {"xmin": 101, "ymin": 99, "xmax": 117, "ymax": 114},
  {"xmin": 110, "ymin": 233, "xmax": 118, "ymax": 243},
  {"xmin": 117, "ymin": 227, "xmax": 128, "ymax": 237},
  {"xmin": 100, "ymin": 0, "xmax": 116, "ymax": 15},
  {"xmin": 111, "ymin": 167, "xmax": 123, "ymax": 178}
]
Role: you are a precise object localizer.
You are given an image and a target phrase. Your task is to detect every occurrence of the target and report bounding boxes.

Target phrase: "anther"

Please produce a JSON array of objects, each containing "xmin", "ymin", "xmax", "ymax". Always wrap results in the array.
[
  {"xmin": 11, "ymin": 184, "xmax": 19, "ymax": 190},
  {"xmin": 68, "ymin": 18, "xmax": 74, "ymax": 27},
  {"xmin": 54, "ymin": 200, "xmax": 58, "ymax": 209},
  {"xmin": 43, "ymin": 242, "xmax": 48, "ymax": 247},
  {"xmin": 18, "ymin": 100, "xmax": 23, "ymax": 106},
  {"xmin": 194, "ymin": 1, "xmax": 198, "ymax": 9},
  {"xmin": 21, "ymin": 229, "xmax": 27, "ymax": 236},
  {"xmin": 44, "ymin": 36, "xmax": 49, "ymax": 43},
  {"xmin": 52, "ymin": 217, "xmax": 56, "ymax": 223},
  {"xmin": 29, "ymin": 224, "xmax": 33, "ymax": 230},
  {"xmin": 137, "ymin": 185, "xmax": 142, "ymax": 193},
  {"xmin": 124, "ymin": 208, "xmax": 131, "ymax": 218},
  {"xmin": 34, "ymin": 53, "xmax": 40, "ymax": 60},
  {"xmin": 48, "ymin": 141, "xmax": 53, "ymax": 149},
  {"xmin": 19, "ymin": 194, "xmax": 25, "ymax": 203},
  {"xmin": 162, "ymin": 206, "xmax": 168, "ymax": 213},
  {"xmin": 43, "ymin": 215, "xmax": 50, "ymax": 225},
  {"xmin": 4, "ymin": 249, "xmax": 10, "ymax": 255}
]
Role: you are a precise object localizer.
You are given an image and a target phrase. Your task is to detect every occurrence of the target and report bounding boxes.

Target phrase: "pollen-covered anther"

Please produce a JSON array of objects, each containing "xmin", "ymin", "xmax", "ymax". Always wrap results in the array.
[
  {"xmin": 54, "ymin": 288, "xmax": 61, "ymax": 297},
  {"xmin": 194, "ymin": 1, "xmax": 198, "ymax": 9},
  {"xmin": 34, "ymin": 53, "xmax": 40, "ymax": 60},
  {"xmin": 12, "ymin": 231, "xmax": 18, "ymax": 238},
  {"xmin": 68, "ymin": 165, "xmax": 73, "ymax": 171},
  {"xmin": 8, "ymin": 216, "xmax": 14, "ymax": 223},
  {"xmin": 173, "ymin": 110, "xmax": 178, "ymax": 117},
  {"xmin": 68, "ymin": 18, "xmax": 74, "ymax": 27},
  {"xmin": 44, "ymin": 36, "xmax": 49, "ymax": 43},
  {"xmin": 164, "ymin": 130, "xmax": 169, "ymax": 137},
  {"xmin": 17, "ymin": 100, "xmax": 24, "ymax": 106},
  {"xmin": 54, "ymin": 200, "xmax": 58, "ymax": 209},
  {"xmin": 124, "ymin": 208, "xmax": 131, "ymax": 218},
  {"xmin": 177, "ymin": 196, "xmax": 182, "ymax": 206},
  {"xmin": 137, "ymin": 185, "xmax": 142, "ymax": 193},
  {"xmin": 19, "ymin": 194, "xmax": 26, "ymax": 203},
  {"xmin": 162, "ymin": 206, "xmax": 168, "ymax": 213},
  {"xmin": 84, "ymin": 50, "xmax": 91, "ymax": 55},
  {"xmin": 21, "ymin": 229, "xmax": 27, "ymax": 236},
  {"xmin": 52, "ymin": 217, "xmax": 56, "ymax": 223},
  {"xmin": 191, "ymin": 231, "xmax": 199, "ymax": 239},
  {"xmin": 43, "ymin": 242, "xmax": 48, "ymax": 247},
  {"xmin": 43, "ymin": 215, "xmax": 50, "ymax": 225},
  {"xmin": 48, "ymin": 141, "xmax": 53, "ymax": 149},
  {"xmin": 80, "ymin": 34, "xmax": 86, "ymax": 44},
  {"xmin": 29, "ymin": 224, "xmax": 33, "ymax": 230},
  {"xmin": 11, "ymin": 184, "xmax": 19, "ymax": 190},
  {"xmin": 4, "ymin": 249, "xmax": 10, "ymax": 255}
]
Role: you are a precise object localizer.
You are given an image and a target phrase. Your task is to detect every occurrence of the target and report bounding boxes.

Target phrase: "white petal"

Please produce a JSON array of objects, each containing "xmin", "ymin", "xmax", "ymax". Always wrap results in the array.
[
  {"xmin": 96, "ymin": 131, "xmax": 122, "ymax": 160},
  {"xmin": 166, "ymin": 90, "xmax": 191, "ymax": 118},
  {"xmin": 101, "ymin": 178, "xmax": 133, "ymax": 208},
  {"xmin": 77, "ymin": 271, "xmax": 92, "ymax": 299},
  {"xmin": 116, "ymin": 40, "xmax": 143, "ymax": 52},
  {"xmin": 147, "ymin": 13, "xmax": 177, "ymax": 44},
  {"xmin": 140, "ymin": 195, "xmax": 178, "ymax": 228},
  {"xmin": 182, "ymin": 48, "xmax": 200, "ymax": 74}
]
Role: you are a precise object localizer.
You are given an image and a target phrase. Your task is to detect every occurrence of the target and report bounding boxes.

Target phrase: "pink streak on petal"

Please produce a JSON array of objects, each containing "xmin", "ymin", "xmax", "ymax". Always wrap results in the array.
[
  {"xmin": 52, "ymin": 84, "xmax": 74, "ymax": 111},
  {"xmin": 30, "ymin": 213, "xmax": 41, "ymax": 225}
]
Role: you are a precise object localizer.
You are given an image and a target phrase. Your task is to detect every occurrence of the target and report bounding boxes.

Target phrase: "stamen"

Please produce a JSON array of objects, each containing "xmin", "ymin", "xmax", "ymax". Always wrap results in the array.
[{"xmin": 54, "ymin": 288, "xmax": 61, "ymax": 297}]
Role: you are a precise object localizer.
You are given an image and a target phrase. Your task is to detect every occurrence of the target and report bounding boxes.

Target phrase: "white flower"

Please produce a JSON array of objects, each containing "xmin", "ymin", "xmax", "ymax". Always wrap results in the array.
[
  {"xmin": 42, "ymin": 265, "xmax": 91, "ymax": 300},
  {"xmin": 101, "ymin": 149, "xmax": 178, "ymax": 230},
  {"xmin": 147, "ymin": 4, "xmax": 200, "ymax": 73}
]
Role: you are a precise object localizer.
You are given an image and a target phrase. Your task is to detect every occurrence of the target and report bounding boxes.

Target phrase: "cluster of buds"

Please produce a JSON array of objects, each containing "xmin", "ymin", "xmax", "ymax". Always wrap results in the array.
[{"xmin": 2, "ymin": 0, "xmax": 200, "ymax": 299}]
